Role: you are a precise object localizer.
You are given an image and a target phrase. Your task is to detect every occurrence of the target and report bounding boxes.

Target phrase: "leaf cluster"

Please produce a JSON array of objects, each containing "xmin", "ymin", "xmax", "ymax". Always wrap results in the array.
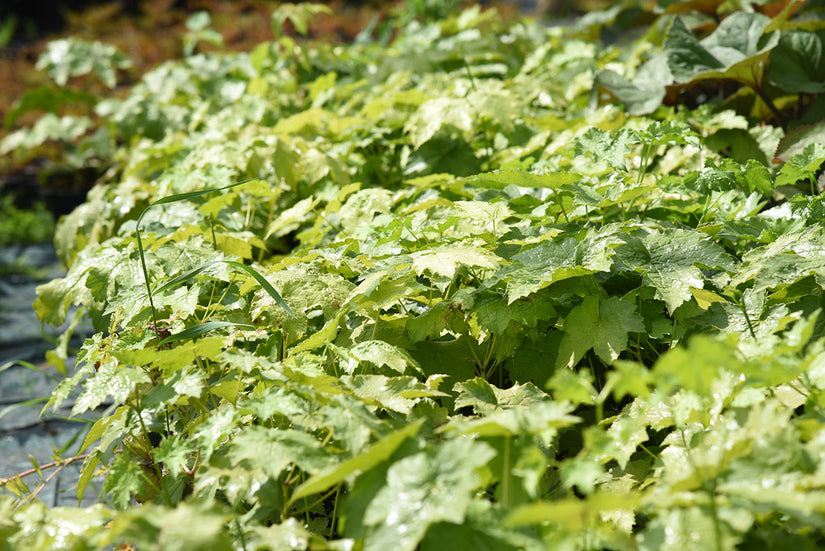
[{"xmin": 3, "ymin": 2, "xmax": 825, "ymax": 550}]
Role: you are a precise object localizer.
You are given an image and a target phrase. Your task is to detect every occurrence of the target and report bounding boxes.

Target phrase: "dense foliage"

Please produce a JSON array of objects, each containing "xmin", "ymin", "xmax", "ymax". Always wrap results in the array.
[
  {"xmin": 0, "ymin": 196, "xmax": 54, "ymax": 248},
  {"xmin": 4, "ymin": 1, "xmax": 825, "ymax": 549}
]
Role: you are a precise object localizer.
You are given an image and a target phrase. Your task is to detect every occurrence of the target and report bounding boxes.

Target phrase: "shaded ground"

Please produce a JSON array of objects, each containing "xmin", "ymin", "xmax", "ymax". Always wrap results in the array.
[{"xmin": 0, "ymin": 243, "xmax": 100, "ymax": 506}]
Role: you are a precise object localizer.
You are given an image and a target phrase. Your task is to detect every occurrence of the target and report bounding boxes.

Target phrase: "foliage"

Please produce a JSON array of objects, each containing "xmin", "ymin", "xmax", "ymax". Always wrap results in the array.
[
  {"xmin": 3, "ymin": 1, "xmax": 825, "ymax": 550},
  {"xmin": 0, "ymin": 196, "xmax": 54, "ymax": 248}
]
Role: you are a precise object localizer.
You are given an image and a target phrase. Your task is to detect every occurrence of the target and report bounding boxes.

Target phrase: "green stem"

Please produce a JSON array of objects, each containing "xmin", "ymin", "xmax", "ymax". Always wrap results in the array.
[
  {"xmin": 235, "ymin": 519, "xmax": 249, "ymax": 551},
  {"xmin": 740, "ymin": 297, "xmax": 757, "ymax": 340},
  {"xmin": 329, "ymin": 485, "xmax": 342, "ymax": 539},
  {"xmin": 136, "ymin": 229, "xmax": 161, "ymax": 345},
  {"xmin": 501, "ymin": 436, "xmax": 511, "ymax": 509},
  {"xmin": 552, "ymin": 189, "xmax": 570, "ymax": 223},
  {"xmin": 751, "ymin": 85, "xmax": 786, "ymax": 128}
]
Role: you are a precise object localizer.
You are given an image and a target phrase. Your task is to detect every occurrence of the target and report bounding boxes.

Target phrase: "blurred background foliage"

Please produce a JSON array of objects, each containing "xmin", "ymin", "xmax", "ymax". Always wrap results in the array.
[
  {"xmin": 0, "ymin": 1, "xmax": 547, "ymax": 241},
  {"xmin": 0, "ymin": 0, "xmax": 527, "ymax": 245}
]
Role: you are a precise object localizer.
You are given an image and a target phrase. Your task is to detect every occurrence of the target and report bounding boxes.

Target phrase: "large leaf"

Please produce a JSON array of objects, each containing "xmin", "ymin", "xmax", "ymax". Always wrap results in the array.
[
  {"xmin": 362, "ymin": 439, "xmax": 496, "ymax": 551},
  {"xmin": 496, "ymin": 235, "xmax": 617, "ymax": 302},
  {"xmin": 412, "ymin": 243, "xmax": 501, "ymax": 281},
  {"xmin": 466, "ymin": 169, "xmax": 581, "ymax": 190},
  {"xmin": 665, "ymin": 13, "xmax": 779, "ymax": 87},
  {"xmin": 766, "ymin": 30, "xmax": 825, "ymax": 94},
  {"xmin": 614, "ymin": 229, "xmax": 736, "ymax": 313},
  {"xmin": 556, "ymin": 295, "xmax": 645, "ymax": 369},
  {"xmin": 593, "ymin": 55, "xmax": 671, "ymax": 116}
]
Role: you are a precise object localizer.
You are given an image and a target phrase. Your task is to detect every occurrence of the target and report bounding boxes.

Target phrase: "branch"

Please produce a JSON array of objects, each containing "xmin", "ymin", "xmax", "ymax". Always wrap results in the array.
[{"xmin": 0, "ymin": 453, "xmax": 90, "ymax": 489}]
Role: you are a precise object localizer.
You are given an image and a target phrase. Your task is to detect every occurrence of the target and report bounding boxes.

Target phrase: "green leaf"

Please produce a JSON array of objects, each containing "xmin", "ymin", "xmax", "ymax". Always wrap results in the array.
[
  {"xmin": 344, "ymin": 374, "xmax": 448, "ymax": 413},
  {"xmin": 454, "ymin": 378, "xmax": 499, "ymax": 413},
  {"xmin": 556, "ymin": 295, "xmax": 644, "ymax": 369},
  {"xmin": 103, "ymin": 452, "xmax": 146, "ymax": 508},
  {"xmin": 505, "ymin": 491, "xmax": 639, "ymax": 528},
  {"xmin": 574, "ymin": 127, "xmax": 638, "ymax": 170},
  {"xmin": 362, "ymin": 439, "xmax": 496, "ymax": 551},
  {"xmin": 454, "ymin": 378, "xmax": 550, "ymax": 415},
  {"xmin": 246, "ymin": 519, "xmax": 323, "ymax": 551},
  {"xmin": 615, "ymin": 229, "xmax": 735, "ymax": 314},
  {"xmin": 290, "ymin": 421, "xmax": 423, "ymax": 504},
  {"xmin": 412, "ymin": 243, "xmax": 501, "ymax": 281},
  {"xmin": 110, "ymin": 502, "xmax": 234, "ymax": 551},
  {"xmin": 775, "ymin": 143, "xmax": 825, "ymax": 189},
  {"xmin": 665, "ymin": 16, "xmax": 725, "ymax": 80},
  {"xmin": 405, "ymin": 97, "xmax": 475, "ymax": 149},
  {"xmin": 153, "ymin": 435, "xmax": 196, "ymax": 479},
  {"xmin": 72, "ymin": 363, "xmax": 151, "ymax": 415},
  {"xmin": 593, "ymin": 55, "xmax": 671, "ymax": 116},
  {"xmin": 347, "ymin": 340, "xmax": 421, "ymax": 374},
  {"xmin": 474, "ymin": 292, "xmax": 557, "ymax": 335},
  {"xmin": 652, "ymin": 334, "xmax": 740, "ymax": 396},
  {"xmin": 290, "ymin": 312, "xmax": 343, "ymax": 354},
  {"xmin": 271, "ymin": 2, "xmax": 333, "ymax": 37},
  {"xmin": 224, "ymin": 260, "xmax": 297, "ymax": 319},
  {"xmin": 498, "ymin": 236, "xmax": 615, "ymax": 302},
  {"xmin": 665, "ymin": 13, "xmax": 778, "ymax": 87},
  {"xmin": 767, "ymin": 30, "xmax": 825, "ymax": 94},
  {"xmin": 466, "ymin": 169, "xmax": 580, "ymax": 190},
  {"xmin": 36, "ymin": 37, "xmax": 132, "ymax": 88},
  {"xmin": 228, "ymin": 426, "xmax": 331, "ymax": 478},
  {"xmin": 739, "ymin": 159, "xmax": 774, "ymax": 195},
  {"xmin": 405, "ymin": 300, "xmax": 469, "ymax": 343}
]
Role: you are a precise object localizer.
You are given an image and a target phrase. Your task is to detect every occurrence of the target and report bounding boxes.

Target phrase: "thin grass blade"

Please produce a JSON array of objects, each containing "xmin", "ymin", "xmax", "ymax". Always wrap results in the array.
[
  {"xmin": 135, "ymin": 179, "xmax": 256, "ymax": 229},
  {"xmin": 158, "ymin": 321, "xmax": 254, "ymax": 346},
  {"xmin": 154, "ymin": 260, "xmax": 223, "ymax": 294},
  {"xmin": 224, "ymin": 260, "xmax": 297, "ymax": 319},
  {"xmin": 134, "ymin": 178, "xmax": 255, "ymax": 344}
]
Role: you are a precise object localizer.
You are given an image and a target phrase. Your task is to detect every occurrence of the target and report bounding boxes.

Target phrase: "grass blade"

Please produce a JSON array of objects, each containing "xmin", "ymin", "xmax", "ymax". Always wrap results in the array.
[
  {"xmin": 224, "ymin": 260, "xmax": 297, "ymax": 319},
  {"xmin": 158, "ymin": 321, "xmax": 254, "ymax": 346},
  {"xmin": 136, "ymin": 179, "xmax": 257, "ymax": 229},
  {"xmin": 134, "ymin": 179, "xmax": 255, "ymax": 344},
  {"xmin": 154, "ymin": 260, "xmax": 223, "ymax": 294}
]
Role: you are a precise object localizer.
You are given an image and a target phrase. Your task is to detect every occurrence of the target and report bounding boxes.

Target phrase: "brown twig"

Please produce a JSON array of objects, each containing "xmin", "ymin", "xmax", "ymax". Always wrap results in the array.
[{"xmin": 0, "ymin": 453, "xmax": 91, "ymax": 489}]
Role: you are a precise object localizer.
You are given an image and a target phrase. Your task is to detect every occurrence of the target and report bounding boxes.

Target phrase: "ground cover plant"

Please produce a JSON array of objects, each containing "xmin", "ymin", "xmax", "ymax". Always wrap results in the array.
[{"xmin": 4, "ymin": 0, "xmax": 825, "ymax": 549}]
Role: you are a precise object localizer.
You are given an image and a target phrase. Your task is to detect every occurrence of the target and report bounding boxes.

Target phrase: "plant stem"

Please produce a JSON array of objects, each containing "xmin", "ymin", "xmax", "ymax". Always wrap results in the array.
[
  {"xmin": 0, "ymin": 453, "xmax": 90, "ymax": 488},
  {"xmin": 501, "ymin": 435, "xmax": 511, "ymax": 509},
  {"xmin": 329, "ymin": 485, "xmax": 342, "ymax": 539},
  {"xmin": 135, "ymin": 229, "xmax": 161, "ymax": 345},
  {"xmin": 751, "ymin": 85, "xmax": 785, "ymax": 128},
  {"xmin": 740, "ymin": 297, "xmax": 757, "ymax": 340}
]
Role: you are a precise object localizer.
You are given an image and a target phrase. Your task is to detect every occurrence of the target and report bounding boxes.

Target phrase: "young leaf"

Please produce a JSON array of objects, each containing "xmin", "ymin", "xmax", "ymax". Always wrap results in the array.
[{"xmin": 574, "ymin": 127, "xmax": 638, "ymax": 170}]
